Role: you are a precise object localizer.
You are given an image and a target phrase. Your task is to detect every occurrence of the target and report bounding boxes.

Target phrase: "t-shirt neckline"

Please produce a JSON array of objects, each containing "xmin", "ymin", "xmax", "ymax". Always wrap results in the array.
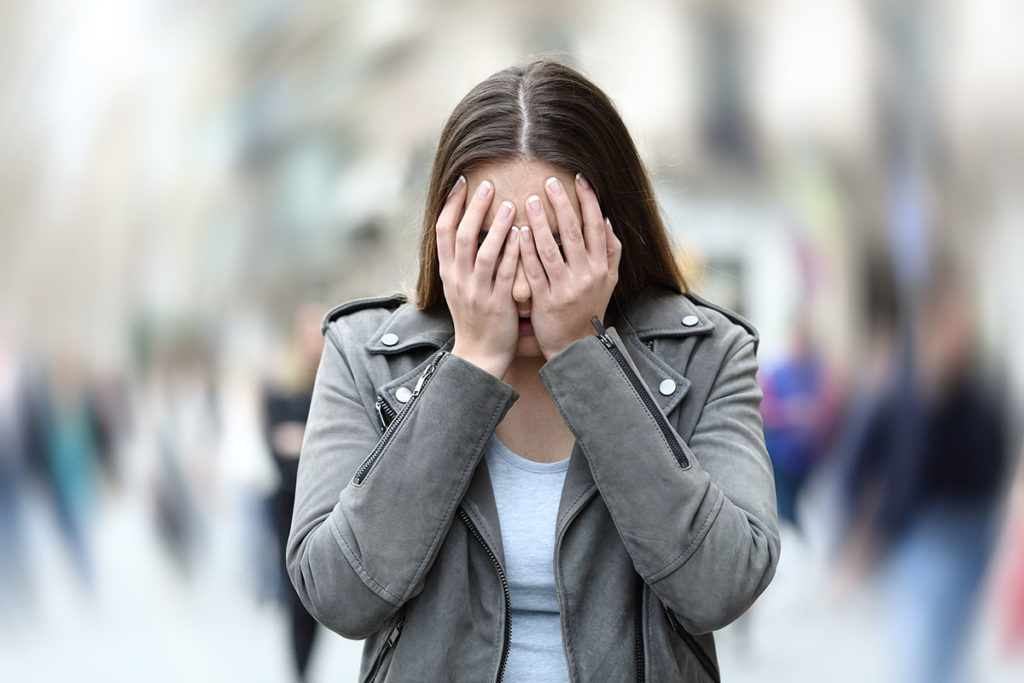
[{"xmin": 488, "ymin": 434, "xmax": 571, "ymax": 473}]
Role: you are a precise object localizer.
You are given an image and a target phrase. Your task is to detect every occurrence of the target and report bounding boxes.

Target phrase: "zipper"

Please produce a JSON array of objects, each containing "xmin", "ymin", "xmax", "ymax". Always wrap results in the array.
[
  {"xmin": 364, "ymin": 614, "xmax": 405, "ymax": 682},
  {"xmin": 634, "ymin": 575, "xmax": 646, "ymax": 682},
  {"xmin": 375, "ymin": 396, "xmax": 397, "ymax": 431},
  {"xmin": 458, "ymin": 508, "xmax": 511, "ymax": 683},
  {"xmin": 590, "ymin": 317, "xmax": 690, "ymax": 469},
  {"xmin": 354, "ymin": 351, "xmax": 449, "ymax": 484},
  {"xmin": 665, "ymin": 608, "xmax": 720, "ymax": 683}
]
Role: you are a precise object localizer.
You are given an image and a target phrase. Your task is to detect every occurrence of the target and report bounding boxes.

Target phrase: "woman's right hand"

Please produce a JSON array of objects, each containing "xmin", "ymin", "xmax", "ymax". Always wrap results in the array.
[{"xmin": 437, "ymin": 176, "xmax": 522, "ymax": 379}]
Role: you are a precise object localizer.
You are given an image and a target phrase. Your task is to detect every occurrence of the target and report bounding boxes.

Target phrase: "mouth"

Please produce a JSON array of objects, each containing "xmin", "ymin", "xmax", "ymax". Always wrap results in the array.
[{"xmin": 517, "ymin": 313, "xmax": 533, "ymax": 334}]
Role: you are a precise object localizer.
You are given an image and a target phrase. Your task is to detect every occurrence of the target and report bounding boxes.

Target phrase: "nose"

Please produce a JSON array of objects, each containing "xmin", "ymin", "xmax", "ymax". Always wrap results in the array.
[{"xmin": 512, "ymin": 253, "xmax": 531, "ymax": 304}]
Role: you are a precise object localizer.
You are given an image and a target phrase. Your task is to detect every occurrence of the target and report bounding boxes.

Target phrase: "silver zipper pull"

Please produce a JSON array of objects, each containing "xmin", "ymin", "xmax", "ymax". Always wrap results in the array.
[
  {"xmin": 413, "ymin": 350, "xmax": 447, "ymax": 396},
  {"xmin": 387, "ymin": 622, "xmax": 402, "ymax": 647},
  {"xmin": 590, "ymin": 315, "xmax": 613, "ymax": 348}
]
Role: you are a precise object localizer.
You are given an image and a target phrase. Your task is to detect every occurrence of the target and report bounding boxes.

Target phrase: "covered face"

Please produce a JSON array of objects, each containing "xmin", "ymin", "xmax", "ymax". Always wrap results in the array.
[{"xmin": 462, "ymin": 159, "xmax": 582, "ymax": 359}]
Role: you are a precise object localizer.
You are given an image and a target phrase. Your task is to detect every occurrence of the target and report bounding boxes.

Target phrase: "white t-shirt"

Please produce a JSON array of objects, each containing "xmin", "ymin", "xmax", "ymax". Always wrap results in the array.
[{"xmin": 483, "ymin": 434, "xmax": 571, "ymax": 683}]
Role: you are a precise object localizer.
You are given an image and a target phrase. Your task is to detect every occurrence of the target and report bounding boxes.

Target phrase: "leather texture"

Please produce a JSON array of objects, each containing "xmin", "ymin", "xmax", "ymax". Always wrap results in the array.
[{"xmin": 287, "ymin": 287, "xmax": 780, "ymax": 682}]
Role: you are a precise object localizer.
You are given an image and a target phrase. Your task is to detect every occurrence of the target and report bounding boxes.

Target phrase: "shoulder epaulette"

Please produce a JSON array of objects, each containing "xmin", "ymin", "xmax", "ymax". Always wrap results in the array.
[
  {"xmin": 321, "ymin": 292, "xmax": 408, "ymax": 335},
  {"xmin": 683, "ymin": 291, "xmax": 760, "ymax": 349}
]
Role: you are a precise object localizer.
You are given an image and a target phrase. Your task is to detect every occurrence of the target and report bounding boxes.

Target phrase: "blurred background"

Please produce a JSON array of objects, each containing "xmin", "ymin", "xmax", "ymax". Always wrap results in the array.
[{"xmin": 2, "ymin": 0, "xmax": 1023, "ymax": 681}]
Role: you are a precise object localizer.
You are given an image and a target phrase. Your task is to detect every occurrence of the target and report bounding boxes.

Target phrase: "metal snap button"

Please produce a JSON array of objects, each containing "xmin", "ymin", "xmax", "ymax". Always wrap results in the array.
[
  {"xmin": 381, "ymin": 332, "xmax": 399, "ymax": 346},
  {"xmin": 682, "ymin": 315, "xmax": 699, "ymax": 327},
  {"xmin": 659, "ymin": 379, "xmax": 677, "ymax": 396},
  {"xmin": 395, "ymin": 387, "xmax": 413, "ymax": 403}
]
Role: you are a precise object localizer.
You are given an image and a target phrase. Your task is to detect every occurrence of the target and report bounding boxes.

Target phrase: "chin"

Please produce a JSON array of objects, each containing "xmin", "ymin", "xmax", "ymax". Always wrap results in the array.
[{"xmin": 514, "ymin": 338, "xmax": 544, "ymax": 358}]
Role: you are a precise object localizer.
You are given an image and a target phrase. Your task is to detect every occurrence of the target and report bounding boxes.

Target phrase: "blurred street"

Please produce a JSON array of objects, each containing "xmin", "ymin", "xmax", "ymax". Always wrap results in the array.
[
  {"xmin": 3, "ymin": 1, "xmax": 1024, "ymax": 681},
  {"xmin": 4, "ymin": 468, "xmax": 1024, "ymax": 683}
]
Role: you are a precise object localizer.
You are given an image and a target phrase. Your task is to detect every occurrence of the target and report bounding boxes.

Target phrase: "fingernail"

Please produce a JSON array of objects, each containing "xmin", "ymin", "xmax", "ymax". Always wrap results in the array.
[
  {"xmin": 546, "ymin": 177, "xmax": 563, "ymax": 195},
  {"xmin": 605, "ymin": 217, "xmax": 613, "ymax": 232},
  {"xmin": 476, "ymin": 180, "xmax": 492, "ymax": 198},
  {"xmin": 576, "ymin": 172, "xmax": 590, "ymax": 189},
  {"xmin": 509, "ymin": 226, "xmax": 519, "ymax": 242},
  {"xmin": 520, "ymin": 226, "xmax": 532, "ymax": 242},
  {"xmin": 527, "ymin": 196, "xmax": 542, "ymax": 215},
  {"xmin": 498, "ymin": 201, "xmax": 513, "ymax": 220},
  {"xmin": 448, "ymin": 175, "xmax": 465, "ymax": 198}
]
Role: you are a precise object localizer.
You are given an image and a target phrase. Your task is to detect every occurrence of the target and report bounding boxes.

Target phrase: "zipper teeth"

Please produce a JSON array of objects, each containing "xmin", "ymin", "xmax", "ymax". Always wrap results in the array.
[
  {"xmin": 375, "ymin": 397, "xmax": 397, "ymax": 431},
  {"xmin": 590, "ymin": 317, "xmax": 690, "ymax": 469},
  {"xmin": 635, "ymin": 576, "xmax": 645, "ymax": 682},
  {"xmin": 459, "ymin": 509, "xmax": 511, "ymax": 683},
  {"xmin": 355, "ymin": 351, "xmax": 449, "ymax": 484},
  {"xmin": 667, "ymin": 610, "xmax": 719, "ymax": 683},
  {"xmin": 365, "ymin": 617, "xmax": 404, "ymax": 682}
]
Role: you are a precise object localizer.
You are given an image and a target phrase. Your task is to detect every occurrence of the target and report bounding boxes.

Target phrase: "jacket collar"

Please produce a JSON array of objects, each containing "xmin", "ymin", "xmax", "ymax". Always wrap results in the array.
[
  {"xmin": 367, "ymin": 289, "xmax": 711, "ymax": 423},
  {"xmin": 364, "ymin": 288, "xmax": 714, "ymax": 355}
]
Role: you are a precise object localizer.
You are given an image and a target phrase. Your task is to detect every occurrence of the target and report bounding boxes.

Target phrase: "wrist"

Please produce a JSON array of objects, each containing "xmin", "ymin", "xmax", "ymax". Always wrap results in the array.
[
  {"xmin": 541, "ymin": 323, "xmax": 596, "ymax": 359},
  {"xmin": 450, "ymin": 344, "xmax": 510, "ymax": 379}
]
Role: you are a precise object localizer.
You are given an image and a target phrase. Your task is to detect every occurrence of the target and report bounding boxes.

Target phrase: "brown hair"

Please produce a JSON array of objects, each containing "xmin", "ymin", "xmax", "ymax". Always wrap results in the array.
[{"xmin": 415, "ymin": 59, "xmax": 688, "ymax": 322}]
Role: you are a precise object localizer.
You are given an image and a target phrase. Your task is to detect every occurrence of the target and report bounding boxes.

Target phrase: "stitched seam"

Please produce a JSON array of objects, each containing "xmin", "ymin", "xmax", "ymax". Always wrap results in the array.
[
  {"xmin": 556, "ymin": 484, "xmax": 597, "ymax": 531},
  {"xmin": 648, "ymin": 490, "xmax": 725, "ymax": 582},
  {"xmin": 463, "ymin": 501, "xmax": 500, "ymax": 556},
  {"xmin": 327, "ymin": 514, "xmax": 403, "ymax": 604}
]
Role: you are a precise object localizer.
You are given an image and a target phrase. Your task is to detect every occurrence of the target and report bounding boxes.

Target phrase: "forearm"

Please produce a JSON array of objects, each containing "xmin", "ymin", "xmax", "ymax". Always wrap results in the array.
[
  {"xmin": 332, "ymin": 351, "xmax": 517, "ymax": 600},
  {"xmin": 539, "ymin": 327, "xmax": 779, "ymax": 633},
  {"xmin": 287, "ymin": 333, "xmax": 518, "ymax": 637}
]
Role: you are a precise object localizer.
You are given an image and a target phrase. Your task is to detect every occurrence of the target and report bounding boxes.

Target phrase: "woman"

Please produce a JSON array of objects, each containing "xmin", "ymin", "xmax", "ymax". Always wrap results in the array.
[{"xmin": 287, "ymin": 59, "xmax": 779, "ymax": 682}]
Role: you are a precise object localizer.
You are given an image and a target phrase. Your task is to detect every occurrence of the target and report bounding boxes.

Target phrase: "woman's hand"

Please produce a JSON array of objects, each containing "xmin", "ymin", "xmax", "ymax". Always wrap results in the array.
[
  {"xmin": 519, "ymin": 173, "xmax": 622, "ymax": 359},
  {"xmin": 437, "ymin": 176, "xmax": 522, "ymax": 378}
]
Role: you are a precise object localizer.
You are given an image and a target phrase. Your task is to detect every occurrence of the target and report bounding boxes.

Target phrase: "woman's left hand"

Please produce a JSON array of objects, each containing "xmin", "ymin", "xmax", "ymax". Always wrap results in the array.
[{"xmin": 519, "ymin": 173, "xmax": 622, "ymax": 359}]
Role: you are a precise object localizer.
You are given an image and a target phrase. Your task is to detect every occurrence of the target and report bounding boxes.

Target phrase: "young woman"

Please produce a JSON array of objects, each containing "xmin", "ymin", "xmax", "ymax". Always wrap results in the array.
[{"xmin": 287, "ymin": 59, "xmax": 779, "ymax": 682}]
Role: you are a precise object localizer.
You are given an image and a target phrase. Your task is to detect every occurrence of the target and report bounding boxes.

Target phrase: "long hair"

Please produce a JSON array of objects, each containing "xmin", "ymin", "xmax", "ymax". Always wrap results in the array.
[{"xmin": 415, "ymin": 59, "xmax": 688, "ymax": 322}]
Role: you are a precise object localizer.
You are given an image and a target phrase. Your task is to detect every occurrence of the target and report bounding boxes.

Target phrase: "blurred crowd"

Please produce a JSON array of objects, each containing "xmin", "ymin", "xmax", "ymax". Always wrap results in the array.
[{"xmin": 2, "ymin": 1, "xmax": 1024, "ymax": 682}]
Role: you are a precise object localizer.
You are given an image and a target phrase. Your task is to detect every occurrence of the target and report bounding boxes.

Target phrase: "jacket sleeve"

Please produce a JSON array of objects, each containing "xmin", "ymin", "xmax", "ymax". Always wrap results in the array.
[
  {"xmin": 538, "ymin": 325, "xmax": 780, "ymax": 635},
  {"xmin": 286, "ymin": 322, "xmax": 518, "ymax": 639}
]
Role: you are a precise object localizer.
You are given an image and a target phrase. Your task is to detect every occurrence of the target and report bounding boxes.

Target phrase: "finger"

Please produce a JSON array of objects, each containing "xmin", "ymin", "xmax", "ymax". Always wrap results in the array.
[
  {"xmin": 492, "ymin": 226, "xmax": 520, "ymax": 295},
  {"xmin": 455, "ymin": 179, "xmax": 493, "ymax": 276},
  {"xmin": 474, "ymin": 200, "xmax": 516, "ymax": 285},
  {"xmin": 544, "ymin": 176, "xmax": 586, "ymax": 268},
  {"xmin": 525, "ymin": 194, "xmax": 567, "ymax": 287},
  {"xmin": 575, "ymin": 173, "xmax": 607, "ymax": 262},
  {"xmin": 435, "ymin": 175, "xmax": 467, "ymax": 276},
  {"xmin": 518, "ymin": 226, "xmax": 550, "ymax": 295},
  {"xmin": 605, "ymin": 217, "xmax": 622, "ymax": 273}
]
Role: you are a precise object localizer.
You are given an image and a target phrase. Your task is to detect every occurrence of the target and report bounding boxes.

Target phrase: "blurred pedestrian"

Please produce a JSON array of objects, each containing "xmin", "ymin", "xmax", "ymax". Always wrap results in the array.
[
  {"xmin": 838, "ymin": 260, "xmax": 1011, "ymax": 683},
  {"xmin": 760, "ymin": 311, "xmax": 839, "ymax": 533},
  {"xmin": 261, "ymin": 303, "xmax": 324, "ymax": 681}
]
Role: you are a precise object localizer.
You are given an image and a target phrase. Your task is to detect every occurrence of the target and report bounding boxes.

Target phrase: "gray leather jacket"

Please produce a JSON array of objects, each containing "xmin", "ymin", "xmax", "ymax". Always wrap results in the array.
[{"xmin": 287, "ymin": 288, "xmax": 780, "ymax": 682}]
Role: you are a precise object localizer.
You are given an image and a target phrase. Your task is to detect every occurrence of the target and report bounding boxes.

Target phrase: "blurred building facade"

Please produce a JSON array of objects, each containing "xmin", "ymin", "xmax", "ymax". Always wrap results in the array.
[{"xmin": 2, "ymin": 1, "xmax": 1023, "ymax": 681}]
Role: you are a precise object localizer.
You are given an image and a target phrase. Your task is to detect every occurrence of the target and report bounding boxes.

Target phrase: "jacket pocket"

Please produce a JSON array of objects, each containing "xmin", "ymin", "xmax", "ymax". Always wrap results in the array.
[
  {"xmin": 363, "ymin": 612, "xmax": 405, "ymax": 683},
  {"xmin": 665, "ymin": 605, "xmax": 720, "ymax": 683}
]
